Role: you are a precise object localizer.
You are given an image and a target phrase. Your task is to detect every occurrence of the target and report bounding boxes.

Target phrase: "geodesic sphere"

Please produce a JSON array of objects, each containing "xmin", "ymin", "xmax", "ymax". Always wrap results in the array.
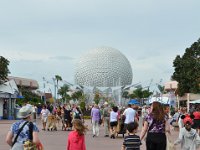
[{"xmin": 75, "ymin": 47, "xmax": 133, "ymax": 87}]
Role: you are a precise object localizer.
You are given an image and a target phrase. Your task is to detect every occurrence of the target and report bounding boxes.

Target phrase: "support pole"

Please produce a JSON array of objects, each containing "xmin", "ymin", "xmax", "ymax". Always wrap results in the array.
[{"xmin": 187, "ymin": 93, "xmax": 190, "ymax": 113}]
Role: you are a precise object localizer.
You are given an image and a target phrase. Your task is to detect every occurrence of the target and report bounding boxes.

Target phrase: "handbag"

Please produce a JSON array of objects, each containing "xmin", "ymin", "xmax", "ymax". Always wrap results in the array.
[
  {"xmin": 23, "ymin": 140, "xmax": 37, "ymax": 150},
  {"xmin": 23, "ymin": 141, "xmax": 44, "ymax": 150}
]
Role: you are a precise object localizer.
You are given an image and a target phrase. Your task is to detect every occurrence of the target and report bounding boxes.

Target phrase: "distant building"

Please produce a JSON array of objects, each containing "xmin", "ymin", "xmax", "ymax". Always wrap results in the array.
[
  {"xmin": 0, "ymin": 76, "xmax": 39, "ymax": 120},
  {"xmin": 8, "ymin": 76, "xmax": 39, "ymax": 90},
  {"xmin": 164, "ymin": 81, "xmax": 200, "ymax": 109}
]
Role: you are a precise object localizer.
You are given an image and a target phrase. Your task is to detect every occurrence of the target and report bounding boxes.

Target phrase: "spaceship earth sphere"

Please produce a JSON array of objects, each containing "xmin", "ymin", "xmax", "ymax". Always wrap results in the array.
[{"xmin": 74, "ymin": 47, "xmax": 133, "ymax": 87}]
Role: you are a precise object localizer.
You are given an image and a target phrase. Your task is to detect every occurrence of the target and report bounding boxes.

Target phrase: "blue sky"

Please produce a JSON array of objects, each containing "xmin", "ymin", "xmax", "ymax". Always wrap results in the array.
[{"xmin": 0, "ymin": 0, "xmax": 200, "ymax": 91}]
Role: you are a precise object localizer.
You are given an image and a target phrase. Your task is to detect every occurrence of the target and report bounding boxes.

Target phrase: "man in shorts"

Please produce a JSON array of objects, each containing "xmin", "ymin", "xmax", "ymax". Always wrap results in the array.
[{"xmin": 40, "ymin": 105, "xmax": 50, "ymax": 130}]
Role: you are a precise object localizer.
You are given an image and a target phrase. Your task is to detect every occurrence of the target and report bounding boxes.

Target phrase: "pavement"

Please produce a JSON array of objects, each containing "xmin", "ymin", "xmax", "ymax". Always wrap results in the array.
[{"xmin": 0, "ymin": 118, "xmax": 181, "ymax": 150}]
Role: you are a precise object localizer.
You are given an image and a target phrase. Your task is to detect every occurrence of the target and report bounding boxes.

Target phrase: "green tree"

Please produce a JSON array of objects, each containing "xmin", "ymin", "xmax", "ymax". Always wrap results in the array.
[
  {"xmin": 129, "ymin": 87, "xmax": 153, "ymax": 104},
  {"xmin": 0, "ymin": 56, "xmax": 10, "ymax": 84},
  {"xmin": 71, "ymin": 90, "xmax": 83, "ymax": 101},
  {"xmin": 157, "ymin": 84, "xmax": 165, "ymax": 94},
  {"xmin": 58, "ymin": 84, "xmax": 71, "ymax": 103},
  {"xmin": 16, "ymin": 88, "xmax": 42, "ymax": 106},
  {"xmin": 172, "ymin": 38, "xmax": 200, "ymax": 96},
  {"xmin": 94, "ymin": 92, "xmax": 100, "ymax": 104},
  {"xmin": 122, "ymin": 90, "xmax": 129, "ymax": 99},
  {"xmin": 142, "ymin": 89, "xmax": 153, "ymax": 98}
]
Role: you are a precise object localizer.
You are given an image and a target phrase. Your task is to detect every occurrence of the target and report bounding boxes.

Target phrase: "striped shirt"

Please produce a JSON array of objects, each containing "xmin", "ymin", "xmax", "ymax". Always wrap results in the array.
[{"xmin": 123, "ymin": 134, "xmax": 141, "ymax": 150}]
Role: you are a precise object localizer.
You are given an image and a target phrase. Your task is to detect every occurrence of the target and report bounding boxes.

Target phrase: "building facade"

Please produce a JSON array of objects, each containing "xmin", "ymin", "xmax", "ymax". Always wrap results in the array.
[{"xmin": 0, "ymin": 76, "xmax": 39, "ymax": 120}]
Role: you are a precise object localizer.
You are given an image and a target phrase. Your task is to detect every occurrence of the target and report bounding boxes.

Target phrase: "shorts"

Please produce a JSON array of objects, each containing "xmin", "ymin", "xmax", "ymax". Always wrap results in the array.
[
  {"xmin": 110, "ymin": 121, "xmax": 118, "ymax": 128},
  {"xmin": 42, "ymin": 116, "xmax": 48, "ymax": 123}
]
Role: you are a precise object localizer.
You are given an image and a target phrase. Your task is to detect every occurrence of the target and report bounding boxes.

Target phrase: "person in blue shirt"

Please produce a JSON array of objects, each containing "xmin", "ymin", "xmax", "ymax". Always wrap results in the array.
[{"xmin": 6, "ymin": 104, "xmax": 41, "ymax": 149}]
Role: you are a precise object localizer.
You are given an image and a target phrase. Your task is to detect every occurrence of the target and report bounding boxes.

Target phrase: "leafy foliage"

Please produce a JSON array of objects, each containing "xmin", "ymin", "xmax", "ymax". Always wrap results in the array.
[
  {"xmin": 58, "ymin": 84, "xmax": 71, "ymax": 103},
  {"xmin": 129, "ymin": 88, "xmax": 152, "ymax": 99},
  {"xmin": 157, "ymin": 84, "xmax": 166, "ymax": 94},
  {"xmin": 16, "ymin": 88, "xmax": 42, "ymax": 106},
  {"xmin": 94, "ymin": 92, "xmax": 100, "ymax": 104},
  {"xmin": 71, "ymin": 90, "xmax": 83, "ymax": 100},
  {"xmin": 172, "ymin": 39, "xmax": 200, "ymax": 96},
  {"xmin": 0, "ymin": 56, "xmax": 10, "ymax": 84},
  {"xmin": 122, "ymin": 91, "xmax": 129, "ymax": 99}
]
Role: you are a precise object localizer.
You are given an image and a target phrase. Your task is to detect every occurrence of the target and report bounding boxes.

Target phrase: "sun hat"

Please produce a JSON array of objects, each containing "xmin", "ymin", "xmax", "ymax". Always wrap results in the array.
[{"xmin": 17, "ymin": 104, "xmax": 33, "ymax": 118}]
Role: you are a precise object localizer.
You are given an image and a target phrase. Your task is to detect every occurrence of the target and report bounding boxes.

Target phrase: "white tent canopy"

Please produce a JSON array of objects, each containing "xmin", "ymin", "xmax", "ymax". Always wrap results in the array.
[
  {"xmin": 148, "ymin": 97, "xmax": 170, "ymax": 104},
  {"xmin": 189, "ymin": 99, "xmax": 200, "ymax": 104}
]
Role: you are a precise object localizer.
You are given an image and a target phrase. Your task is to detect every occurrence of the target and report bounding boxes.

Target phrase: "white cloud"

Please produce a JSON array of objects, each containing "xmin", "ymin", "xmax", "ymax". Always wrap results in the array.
[{"xmin": 0, "ymin": 0, "xmax": 200, "ymax": 92}]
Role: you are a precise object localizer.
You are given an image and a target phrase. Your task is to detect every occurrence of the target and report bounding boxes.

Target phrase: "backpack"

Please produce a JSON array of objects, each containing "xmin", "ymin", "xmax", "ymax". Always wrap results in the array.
[
  {"xmin": 103, "ymin": 108, "xmax": 110, "ymax": 117},
  {"xmin": 74, "ymin": 111, "xmax": 81, "ymax": 119}
]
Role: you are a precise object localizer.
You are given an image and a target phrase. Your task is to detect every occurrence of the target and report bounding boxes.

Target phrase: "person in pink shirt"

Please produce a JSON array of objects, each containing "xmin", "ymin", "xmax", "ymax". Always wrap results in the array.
[{"xmin": 67, "ymin": 119, "xmax": 88, "ymax": 150}]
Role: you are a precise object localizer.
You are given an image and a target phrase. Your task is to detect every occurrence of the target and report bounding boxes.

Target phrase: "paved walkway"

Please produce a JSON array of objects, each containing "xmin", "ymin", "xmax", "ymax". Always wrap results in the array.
[{"xmin": 0, "ymin": 118, "xmax": 181, "ymax": 150}]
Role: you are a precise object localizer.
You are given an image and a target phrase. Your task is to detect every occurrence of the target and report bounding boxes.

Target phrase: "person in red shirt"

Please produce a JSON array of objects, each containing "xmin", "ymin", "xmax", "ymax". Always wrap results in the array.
[
  {"xmin": 192, "ymin": 108, "xmax": 200, "ymax": 135},
  {"xmin": 67, "ymin": 119, "xmax": 88, "ymax": 150}
]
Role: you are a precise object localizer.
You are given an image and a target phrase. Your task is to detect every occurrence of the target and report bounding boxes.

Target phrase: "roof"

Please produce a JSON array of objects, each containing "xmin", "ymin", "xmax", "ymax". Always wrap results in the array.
[
  {"xmin": 8, "ymin": 76, "xmax": 39, "ymax": 90},
  {"xmin": 0, "ymin": 79, "xmax": 19, "ymax": 94}
]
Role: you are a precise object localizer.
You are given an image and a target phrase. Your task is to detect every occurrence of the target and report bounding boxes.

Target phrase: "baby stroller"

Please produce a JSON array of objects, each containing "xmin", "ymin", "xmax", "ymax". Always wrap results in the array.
[
  {"xmin": 47, "ymin": 114, "xmax": 57, "ymax": 131},
  {"xmin": 116, "ymin": 117, "xmax": 126, "ymax": 138}
]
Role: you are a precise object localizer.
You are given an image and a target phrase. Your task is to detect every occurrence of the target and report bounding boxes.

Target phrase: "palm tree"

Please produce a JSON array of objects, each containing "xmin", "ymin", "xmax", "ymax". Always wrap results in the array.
[
  {"xmin": 130, "ymin": 87, "xmax": 153, "ymax": 105},
  {"xmin": 71, "ymin": 90, "xmax": 83, "ymax": 102},
  {"xmin": 55, "ymin": 75, "xmax": 62, "ymax": 99},
  {"xmin": 157, "ymin": 84, "xmax": 165, "ymax": 96},
  {"xmin": 58, "ymin": 84, "xmax": 70, "ymax": 104}
]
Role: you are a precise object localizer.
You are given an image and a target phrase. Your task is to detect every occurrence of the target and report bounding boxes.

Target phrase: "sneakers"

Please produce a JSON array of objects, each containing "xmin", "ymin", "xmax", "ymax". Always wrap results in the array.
[
  {"xmin": 104, "ymin": 135, "xmax": 109, "ymax": 137},
  {"xmin": 110, "ymin": 134, "xmax": 115, "ymax": 139}
]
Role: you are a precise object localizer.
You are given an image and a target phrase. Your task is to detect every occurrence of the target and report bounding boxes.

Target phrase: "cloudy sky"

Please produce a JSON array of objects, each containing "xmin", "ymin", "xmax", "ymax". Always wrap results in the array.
[{"xmin": 0, "ymin": 0, "xmax": 200, "ymax": 92}]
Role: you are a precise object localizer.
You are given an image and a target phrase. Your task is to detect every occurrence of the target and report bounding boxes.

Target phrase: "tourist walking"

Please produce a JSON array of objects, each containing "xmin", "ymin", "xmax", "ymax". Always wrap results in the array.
[
  {"xmin": 121, "ymin": 122, "xmax": 141, "ymax": 150},
  {"xmin": 140, "ymin": 101, "xmax": 170, "ymax": 150},
  {"xmin": 67, "ymin": 119, "xmax": 88, "ymax": 150},
  {"xmin": 141, "ymin": 105, "xmax": 148, "ymax": 126},
  {"xmin": 6, "ymin": 104, "xmax": 41, "ymax": 150},
  {"xmin": 102, "ymin": 102, "xmax": 110, "ymax": 137},
  {"xmin": 64, "ymin": 105, "xmax": 72, "ymax": 131},
  {"xmin": 122, "ymin": 104, "xmax": 137, "ymax": 133},
  {"xmin": 41, "ymin": 105, "xmax": 50, "ymax": 131},
  {"xmin": 192, "ymin": 108, "xmax": 200, "ymax": 135},
  {"xmin": 178, "ymin": 107, "xmax": 187, "ymax": 129},
  {"xmin": 109, "ymin": 106, "xmax": 119, "ymax": 139},
  {"xmin": 72, "ymin": 105, "xmax": 82, "ymax": 120},
  {"xmin": 170, "ymin": 108, "xmax": 180, "ymax": 126},
  {"xmin": 91, "ymin": 104, "xmax": 101, "ymax": 137},
  {"xmin": 174, "ymin": 114, "xmax": 200, "ymax": 150}
]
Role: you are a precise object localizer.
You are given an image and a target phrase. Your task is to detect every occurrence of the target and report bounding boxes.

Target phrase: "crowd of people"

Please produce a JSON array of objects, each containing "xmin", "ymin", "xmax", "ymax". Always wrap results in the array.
[{"xmin": 5, "ymin": 101, "xmax": 200, "ymax": 150}]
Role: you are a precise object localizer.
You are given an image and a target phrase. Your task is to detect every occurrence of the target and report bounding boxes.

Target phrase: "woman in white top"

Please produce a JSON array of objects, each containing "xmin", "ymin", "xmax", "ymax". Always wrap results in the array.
[{"xmin": 110, "ymin": 106, "xmax": 119, "ymax": 139}]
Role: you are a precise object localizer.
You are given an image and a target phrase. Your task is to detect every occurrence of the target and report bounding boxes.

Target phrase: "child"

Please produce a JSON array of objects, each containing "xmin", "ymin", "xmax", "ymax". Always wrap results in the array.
[
  {"xmin": 67, "ymin": 119, "xmax": 88, "ymax": 150},
  {"xmin": 121, "ymin": 122, "xmax": 141, "ymax": 150},
  {"xmin": 174, "ymin": 114, "xmax": 200, "ymax": 150}
]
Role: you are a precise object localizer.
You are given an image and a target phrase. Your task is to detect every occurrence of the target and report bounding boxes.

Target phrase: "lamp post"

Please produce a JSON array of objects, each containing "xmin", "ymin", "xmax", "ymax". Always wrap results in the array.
[
  {"xmin": 52, "ymin": 78, "xmax": 57, "ymax": 102},
  {"xmin": 42, "ymin": 77, "xmax": 46, "ymax": 105}
]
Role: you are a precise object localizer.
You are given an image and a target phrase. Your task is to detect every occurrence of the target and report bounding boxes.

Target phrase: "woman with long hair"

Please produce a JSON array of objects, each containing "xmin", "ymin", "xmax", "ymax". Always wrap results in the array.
[{"xmin": 140, "ymin": 101, "xmax": 170, "ymax": 150}]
